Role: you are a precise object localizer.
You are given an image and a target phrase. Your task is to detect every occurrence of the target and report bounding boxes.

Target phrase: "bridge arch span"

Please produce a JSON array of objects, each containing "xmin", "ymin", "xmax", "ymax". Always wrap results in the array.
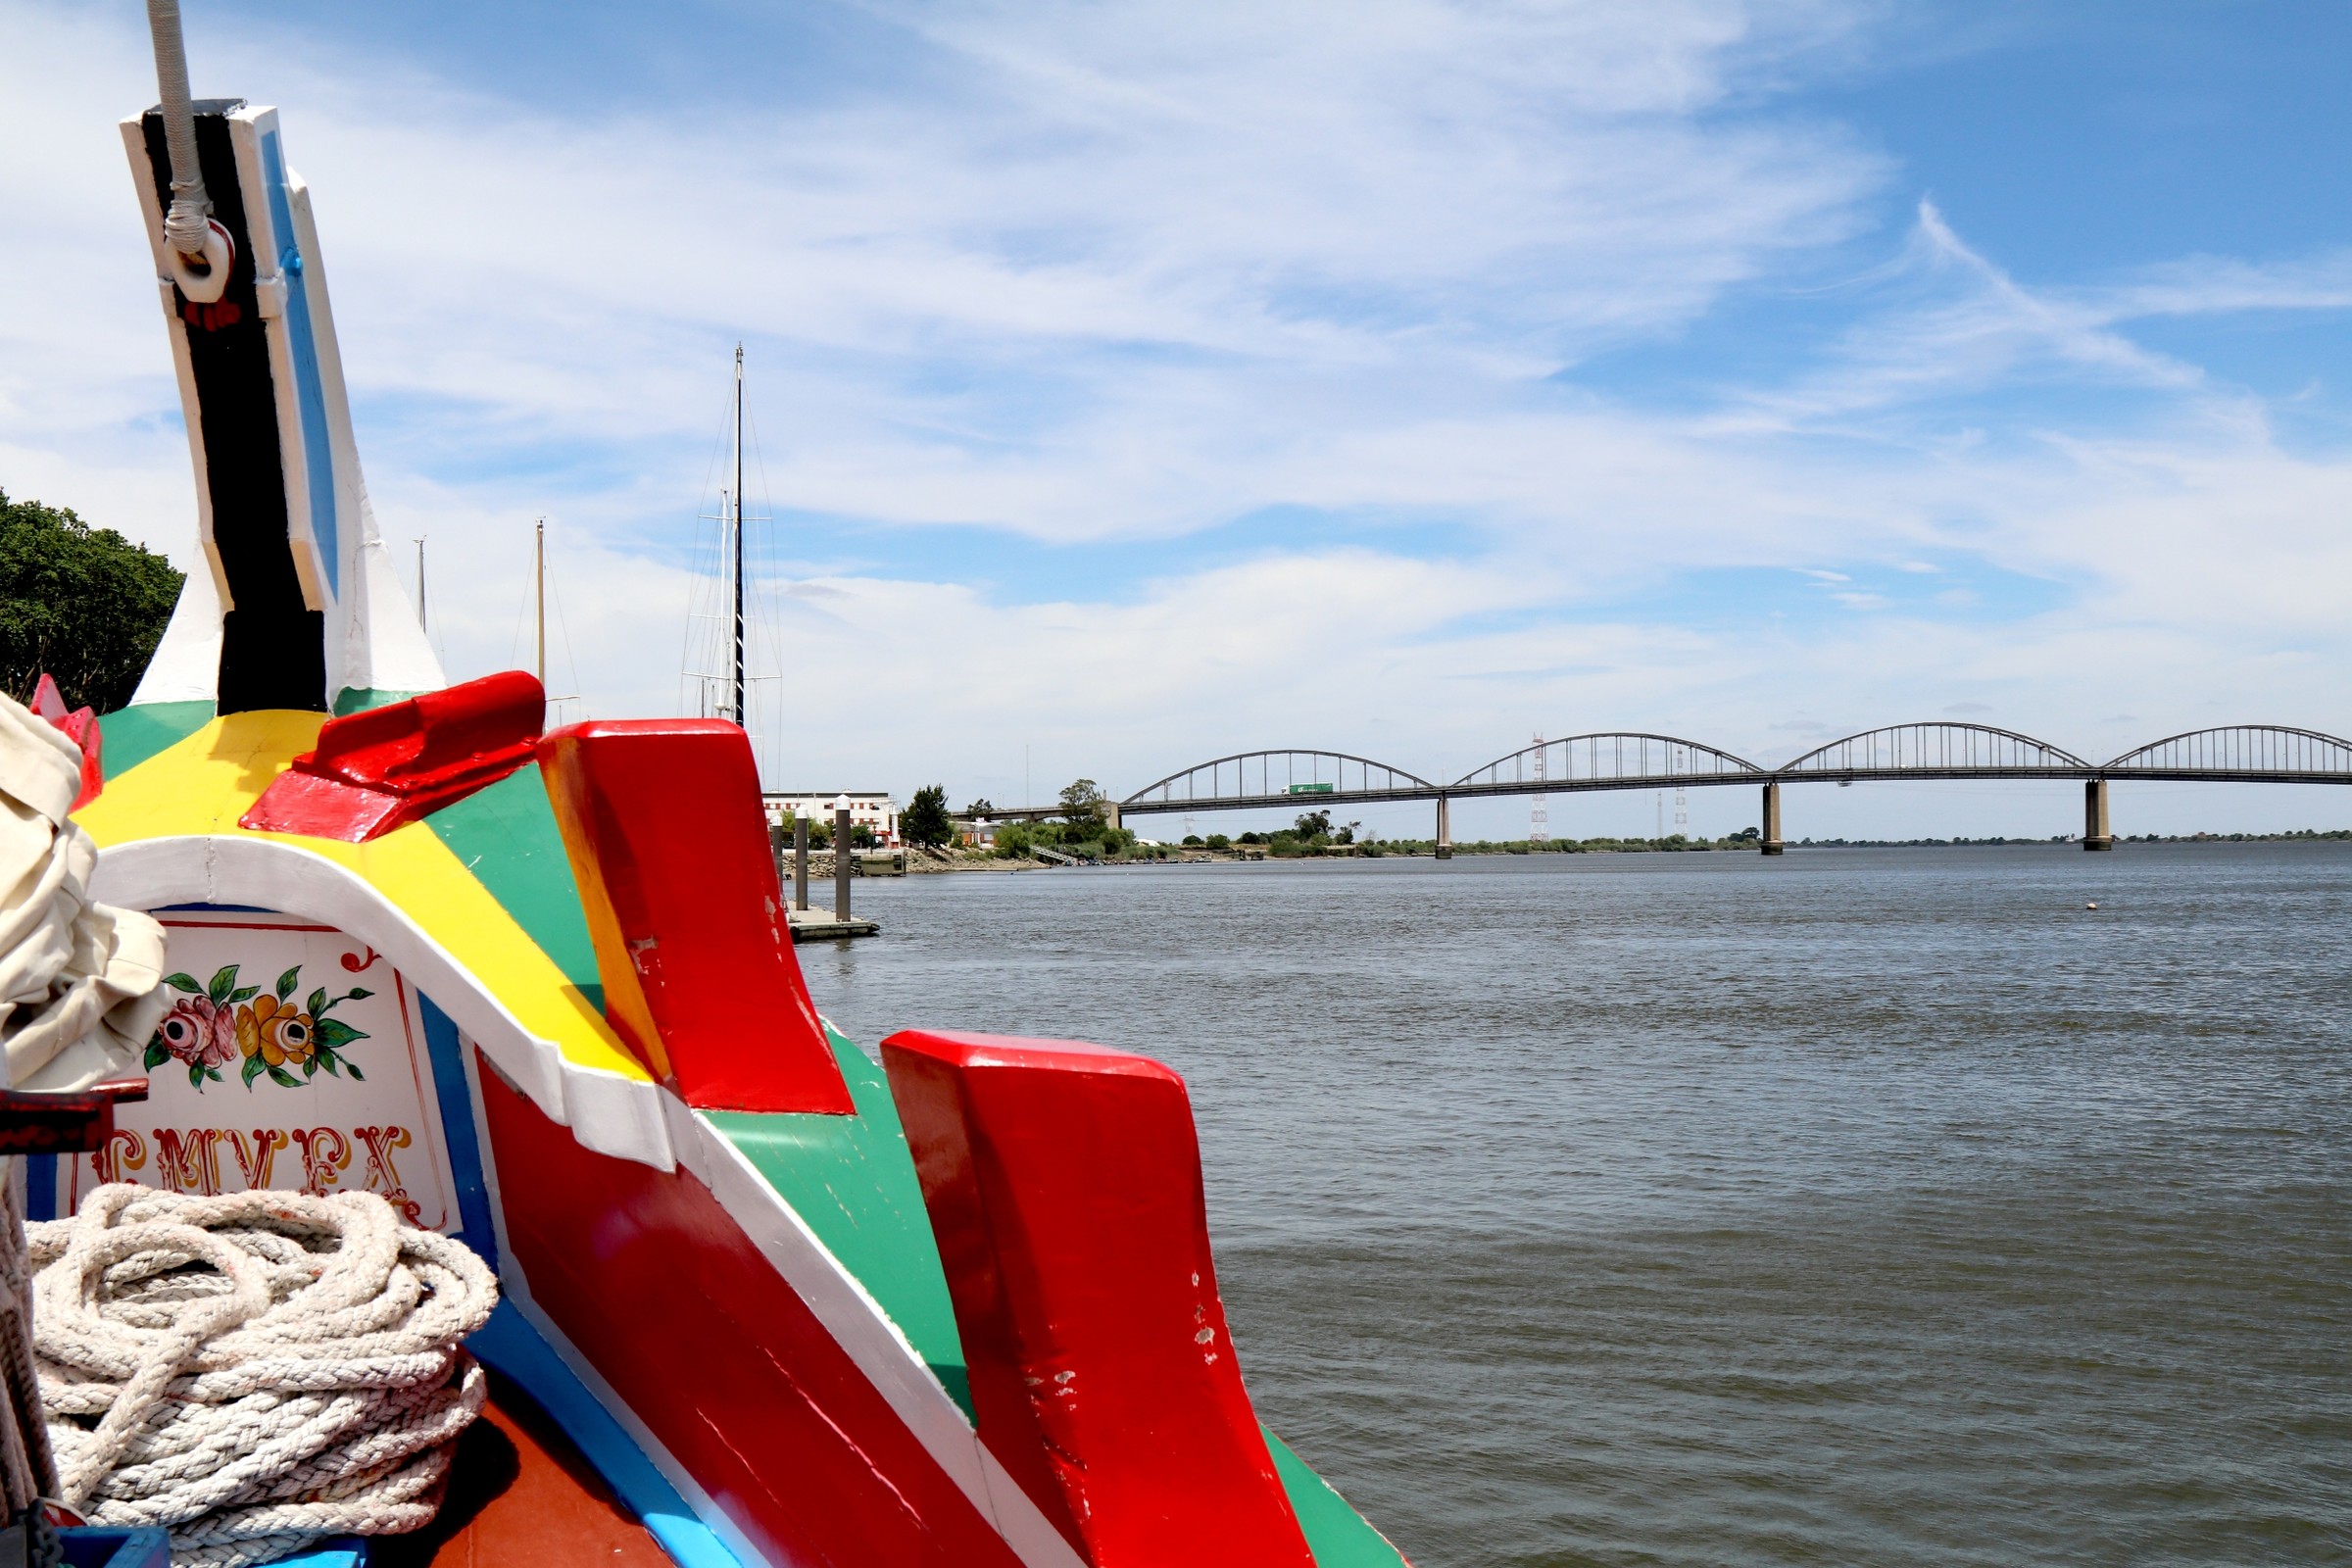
[
  {"xmin": 2101, "ymin": 725, "xmax": 2352, "ymax": 781},
  {"xmin": 1450, "ymin": 733, "xmax": 1764, "ymax": 794},
  {"xmin": 1776, "ymin": 722, "xmax": 2090, "ymax": 779},
  {"xmin": 1120, "ymin": 749, "xmax": 1438, "ymax": 813}
]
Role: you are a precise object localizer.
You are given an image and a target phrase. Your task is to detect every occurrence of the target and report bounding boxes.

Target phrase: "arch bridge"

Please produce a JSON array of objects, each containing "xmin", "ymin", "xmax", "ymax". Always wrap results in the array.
[{"xmin": 1077, "ymin": 722, "xmax": 2352, "ymax": 855}]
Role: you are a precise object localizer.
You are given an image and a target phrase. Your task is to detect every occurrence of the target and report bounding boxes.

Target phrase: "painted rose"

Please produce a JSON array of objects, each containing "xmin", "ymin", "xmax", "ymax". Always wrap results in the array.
[
  {"xmin": 155, "ymin": 997, "xmax": 232, "ymax": 1066},
  {"xmin": 236, "ymin": 995, "xmax": 318, "ymax": 1068}
]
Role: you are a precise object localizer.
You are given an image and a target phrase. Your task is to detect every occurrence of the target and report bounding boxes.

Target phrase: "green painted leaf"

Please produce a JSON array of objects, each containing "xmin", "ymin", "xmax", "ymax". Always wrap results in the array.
[
  {"xmin": 241, "ymin": 1054, "xmax": 267, "ymax": 1089},
  {"xmin": 266, "ymin": 1064, "xmax": 301, "ymax": 1089},
  {"xmin": 207, "ymin": 964, "xmax": 239, "ymax": 1005},
  {"xmin": 344, "ymin": 1061, "xmax": 366, "ymax": 1082},
  {"xmin": 226, "ymin": 986, "xmax": 259, "ymax": 1004},
  {"xmin": 163, "ymin": 972, "xmax": 204, "ymax": 994},
  {"xmin": 344, "ymin": 988, "xmax": 373, "ymax": 1002},
  {"xmin": 275, "ymin": 965, "xmax": 301, "ymax": 1001},
  {"xmin": 187, "ymin": 1062, "xmax": 203, "ymax": 1089},
  {"xmin": 316, "ymin": 1051, "xmax": 341, "ymax": 1077},
  {"xmin": 306, "ymin": 988, "xmax": 327, "ymax": 1018},
  {"xmin": 204, "ymin": 1066, "xmax": 222, "ymax": 1083},
  {"xmin": 143, "ymin": 1041, "xmax": 169, "ymax": 1070},
  {"xmin": 313, "ymin": 1018, "xmax": 368, "ymax": 1051}
]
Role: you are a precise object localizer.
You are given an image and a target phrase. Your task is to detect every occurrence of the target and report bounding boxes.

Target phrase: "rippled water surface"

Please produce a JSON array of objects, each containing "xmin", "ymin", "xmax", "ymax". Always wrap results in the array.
[{"xmin": 798, "ymin": 846, "xmax": 2352, "ymax": 1567}]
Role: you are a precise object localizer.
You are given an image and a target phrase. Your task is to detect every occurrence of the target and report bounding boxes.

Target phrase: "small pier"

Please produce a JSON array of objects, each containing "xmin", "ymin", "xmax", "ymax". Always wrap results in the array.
[
  {"xmin": 788, "ymin": 906, "xmax": 878, "ymax": 942},
  {"xmin": 774, "ymin": 813, "xmax": 883, "ymax": 939}
]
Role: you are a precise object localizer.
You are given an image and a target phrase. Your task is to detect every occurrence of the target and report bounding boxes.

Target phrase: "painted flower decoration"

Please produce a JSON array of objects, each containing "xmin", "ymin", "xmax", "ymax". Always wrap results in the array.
[
  {"xmin": 237, "ymin": 994, "xmax": 317, "ymax": 1068},
  {"xmin": 156, "ymin": 997, "xmax": 233, "ymax": 1067},
  {"xmin": 152, "ymin": 962, "xmax": 370, "ymax": 1091}
]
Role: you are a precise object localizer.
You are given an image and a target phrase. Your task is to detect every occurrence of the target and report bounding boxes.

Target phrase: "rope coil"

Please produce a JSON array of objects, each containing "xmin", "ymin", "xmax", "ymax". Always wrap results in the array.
[{"xmin": 30, "ymin": 1186, "xmax": 497, "ymax": 1568}]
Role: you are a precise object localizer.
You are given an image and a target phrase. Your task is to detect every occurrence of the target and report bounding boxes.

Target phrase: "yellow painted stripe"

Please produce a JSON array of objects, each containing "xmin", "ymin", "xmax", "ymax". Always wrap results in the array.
[{"xmin": 78, "ymin": 713, "xmax": 647, "ymax": 1083}]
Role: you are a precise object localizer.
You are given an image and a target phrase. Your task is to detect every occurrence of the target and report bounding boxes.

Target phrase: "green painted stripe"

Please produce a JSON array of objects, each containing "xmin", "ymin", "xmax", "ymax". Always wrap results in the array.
[
  {"xmin": 96, "ymin": 701, "xmax": 215, "ymax": 781},
  {"xmin": 1267, "ymin": 1432, "xmax": 1411, "ymax": 1568},
  {"xmin": 420, "ymin": 766, "xmax": 602, "ymax": 993},
  {"xmin": 707, "ymin": 1027, "xmax": 971, "ymax": 1419},
  {"xmin": 331, "ymin": 685, "xmax": 420, "ymax": 716}
]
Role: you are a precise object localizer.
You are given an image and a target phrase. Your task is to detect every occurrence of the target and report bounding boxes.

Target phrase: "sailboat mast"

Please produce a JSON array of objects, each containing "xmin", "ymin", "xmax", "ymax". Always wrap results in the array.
[
  {"xmin": 730, "ymin": 343, "xmax": 747, "ymax": 727},
  {"xmin": 534, "ymin": 518, "xmax": 546, "ymax": 685},
  {"xmin": 415, "ymin": 537, "xmax": 427, "ymax": 632}
]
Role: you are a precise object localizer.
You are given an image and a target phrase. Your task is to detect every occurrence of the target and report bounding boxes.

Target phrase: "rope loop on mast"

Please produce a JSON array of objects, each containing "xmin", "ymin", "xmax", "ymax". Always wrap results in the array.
[{"xmin": 145, "ymin": 0, "xmax": 236, "ymax": 304}]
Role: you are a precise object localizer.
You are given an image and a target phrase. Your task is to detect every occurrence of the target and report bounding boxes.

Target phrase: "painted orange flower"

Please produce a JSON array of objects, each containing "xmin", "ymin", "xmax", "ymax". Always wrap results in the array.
[{"xmin": 235, "ymin": 995, "xmax": 318, "ymax": 1068}]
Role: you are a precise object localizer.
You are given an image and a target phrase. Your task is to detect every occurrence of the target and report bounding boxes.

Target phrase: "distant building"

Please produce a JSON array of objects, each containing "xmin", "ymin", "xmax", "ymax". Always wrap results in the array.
[{"xmin": 763, "ymin": 792, "xmax": 901, "ymax": 848}]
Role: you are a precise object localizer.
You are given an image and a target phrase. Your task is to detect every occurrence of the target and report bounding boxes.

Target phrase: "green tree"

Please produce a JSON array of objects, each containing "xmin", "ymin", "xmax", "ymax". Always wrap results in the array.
[
  {"xmin": 903, "ymin": 784, "xmax": 954, "ymax": 848},
  {"xmin": 1058, "ymin": 778, "xmax": 1106, "ymax": 830},
  {"xmin": 0, "ymin": 491, "xmax": 183, "ymax": 712},
  {"xmin": 1294, "ymin": 808, "xmax": 1333, "ymax": 841}
]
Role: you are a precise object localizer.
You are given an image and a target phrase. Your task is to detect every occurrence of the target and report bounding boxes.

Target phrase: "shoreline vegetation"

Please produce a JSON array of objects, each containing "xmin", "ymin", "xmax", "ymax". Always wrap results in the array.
[
  {"xmin": 912, "ymin": 817, "xmax": 2352, "ymax": 864},
  {"xmin": 914, "ymin": 784, "xmax": 2352, "ymax": 870}
]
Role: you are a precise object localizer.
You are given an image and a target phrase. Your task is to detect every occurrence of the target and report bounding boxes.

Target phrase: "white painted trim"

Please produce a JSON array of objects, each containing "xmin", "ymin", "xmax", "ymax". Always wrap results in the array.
[
  {"xmin": 89, "ymin": 835, "xmax": 673, "ymax": 1172},
  {"xmin": 284, "ymin": 175, "xmax": 444, "ymax": 700},
  {"xmin": 225, "ymin": 107, "xmax": 331, "ymax": 621},
  {"xmin": 683, "ymin": 1107, "xmax": 1088, "ymax": 1568},
  {"xmin": 120, "ymin": 116, "xmax": 229, "ymax": 621},
  {"xmin": 128, "ymin": 569, "xmax": 224, "ymax": 707}
]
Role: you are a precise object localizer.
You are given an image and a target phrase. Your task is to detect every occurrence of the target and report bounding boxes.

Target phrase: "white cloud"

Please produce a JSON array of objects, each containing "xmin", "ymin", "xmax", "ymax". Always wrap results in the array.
[{"xmin": 4, "ymin": 0, "xmax": 2352, "ymax": 820}]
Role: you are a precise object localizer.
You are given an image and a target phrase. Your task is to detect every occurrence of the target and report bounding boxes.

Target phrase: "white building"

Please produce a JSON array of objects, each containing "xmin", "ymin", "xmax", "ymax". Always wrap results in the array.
[{"xmin": 762, "ymin": 792, "xmax": 902, "ymax": 847}]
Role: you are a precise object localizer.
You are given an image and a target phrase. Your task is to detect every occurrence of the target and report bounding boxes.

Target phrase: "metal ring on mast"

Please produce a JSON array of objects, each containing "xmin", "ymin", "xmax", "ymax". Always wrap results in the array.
[{"xmin": 144, "ymin": 0, "xmax": 235, "ymax": 302}]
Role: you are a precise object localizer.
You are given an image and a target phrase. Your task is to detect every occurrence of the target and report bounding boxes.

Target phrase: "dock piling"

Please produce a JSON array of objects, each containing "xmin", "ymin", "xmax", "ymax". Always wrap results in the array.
[
  {"xmin": 794, "ymin": 813, "xmax": 810, "ymax": 910},
  {"xmin": 834, "ymin": 798, "xmax": 854, "ymax": 918}
]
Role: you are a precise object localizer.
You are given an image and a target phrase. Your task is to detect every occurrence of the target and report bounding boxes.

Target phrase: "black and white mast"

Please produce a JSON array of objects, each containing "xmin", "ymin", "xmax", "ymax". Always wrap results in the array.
[{"xmin": 729, "ymin": 343, "xmax": 746, "ymax": 727}]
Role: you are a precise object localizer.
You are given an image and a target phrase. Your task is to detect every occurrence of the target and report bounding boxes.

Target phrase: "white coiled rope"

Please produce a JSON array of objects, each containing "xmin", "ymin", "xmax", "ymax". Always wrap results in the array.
[{"xmin": 29, "ymin": 1186, "xmax": 497, "ymax": 1568}]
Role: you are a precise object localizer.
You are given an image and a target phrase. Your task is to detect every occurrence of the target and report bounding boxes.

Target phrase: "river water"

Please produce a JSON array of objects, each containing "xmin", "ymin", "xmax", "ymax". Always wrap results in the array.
[{"xmin": 796, "ymin": 845, "xmax": 2351, "ymax": 1567}]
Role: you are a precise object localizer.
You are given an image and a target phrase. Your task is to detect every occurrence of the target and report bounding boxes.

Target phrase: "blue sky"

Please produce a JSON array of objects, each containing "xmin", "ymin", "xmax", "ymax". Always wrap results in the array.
[{"xmin": 7, "ymin": 0, "xmax": 2352, "ymax": 836}]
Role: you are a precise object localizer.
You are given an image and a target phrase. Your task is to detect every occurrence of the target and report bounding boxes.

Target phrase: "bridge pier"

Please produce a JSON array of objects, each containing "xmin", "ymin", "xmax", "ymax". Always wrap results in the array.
[
  {"xmin": 2084, "ymin": 778, "xmax": 2112, "ymax": 851},
  {"xmin": 1435, "ymin": 796, "xmax": 1452, "ymax": 859},
  {"xmin": 1104, "ymin": 802, "xmax": 1121, "ymax": 833},
  {"xmin": 1761, "ymin": 780, "xmax": 1784, "ymax": 855}
]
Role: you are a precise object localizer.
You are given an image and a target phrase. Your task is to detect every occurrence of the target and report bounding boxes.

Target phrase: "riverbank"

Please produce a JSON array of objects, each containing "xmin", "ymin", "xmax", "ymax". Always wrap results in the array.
[{"xmin": 894, "ymin": 825, "xmax": 2352, "ymax": 872}]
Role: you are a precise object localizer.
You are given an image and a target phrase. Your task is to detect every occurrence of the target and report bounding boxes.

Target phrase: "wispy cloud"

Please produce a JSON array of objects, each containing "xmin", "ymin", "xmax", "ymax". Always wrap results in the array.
[{"xmin": 4, "ymin": 0, "xmax": 2352, "ymax": 812}]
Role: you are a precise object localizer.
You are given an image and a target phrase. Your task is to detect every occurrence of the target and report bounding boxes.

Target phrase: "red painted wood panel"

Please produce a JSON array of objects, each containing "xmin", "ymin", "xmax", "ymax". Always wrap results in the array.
[
  {"xmin": 241, "ymin": 670, "xmax": 546, "ymax": 841},
  {"xmin": 882, "ymin": 1030, "xmax": 1316, "ymax": 1568},
  {"xmin": 535, "ymin": 719, "xmax": 849, "ymax": 1114},
  {"xmin": 478, "ymin": 1055, "xmax": 1025, "ymax": 1568}
]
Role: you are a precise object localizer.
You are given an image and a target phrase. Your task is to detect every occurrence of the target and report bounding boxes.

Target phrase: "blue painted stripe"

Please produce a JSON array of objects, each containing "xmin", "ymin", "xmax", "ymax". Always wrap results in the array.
[
  {"xmin": 416, "ymin": 993, "xmax": 499, "ymax": 1272},
  {"xmin": 256, "ymin": 126, "xmax": 339, "ymax": 600},
  {"xmin": 25, "ymin": 1153, "xmax": 56, "ymax": 1223},
  {"xmin": 467, "ymin": 1303, "xmax": 743, "ymax": 1568},
  {"xmin": 416, "ymin": 990, "xmax": 740, "ymax": 1568}
]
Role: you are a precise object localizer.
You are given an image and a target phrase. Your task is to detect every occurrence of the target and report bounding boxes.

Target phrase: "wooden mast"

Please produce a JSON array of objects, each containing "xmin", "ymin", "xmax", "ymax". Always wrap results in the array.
[{"xmin": 534, "ymin": 518, "xmax": 546, "ymax": 685}]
